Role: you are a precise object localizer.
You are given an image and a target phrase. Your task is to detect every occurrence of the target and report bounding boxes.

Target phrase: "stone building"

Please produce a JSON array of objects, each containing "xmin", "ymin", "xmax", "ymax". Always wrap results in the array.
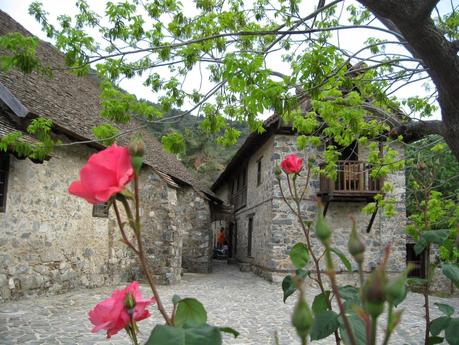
[
  {"xmin": 0, "ymin": 11, "xmax": 216, "ymax": 303},
  {"xmin": 212, "ymin": 115, "xmax": 407, "ymax": 282}
]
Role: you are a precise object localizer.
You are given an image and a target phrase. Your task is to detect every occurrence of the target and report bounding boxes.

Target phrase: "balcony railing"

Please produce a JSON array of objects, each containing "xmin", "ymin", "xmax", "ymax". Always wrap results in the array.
[
  {"xmin": 231, "ymin": 186, "xmax": 247, "ymax": 211},
  {"xmin": 319, "ymin": 161, "xmax": 382, "ymax": 197}
]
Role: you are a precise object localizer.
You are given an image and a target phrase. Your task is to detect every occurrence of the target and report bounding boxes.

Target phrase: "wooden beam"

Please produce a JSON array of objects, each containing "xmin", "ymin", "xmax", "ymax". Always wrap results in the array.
[{"xmin": 0, "ymin": 82, "xmax": 30, "ymax": 122}]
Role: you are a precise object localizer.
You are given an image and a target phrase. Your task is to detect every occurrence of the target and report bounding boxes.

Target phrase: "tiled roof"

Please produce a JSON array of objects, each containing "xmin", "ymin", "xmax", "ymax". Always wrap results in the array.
[{"xmin": 0, "ymin": 10, "xmax": 212, "ymax": 196}]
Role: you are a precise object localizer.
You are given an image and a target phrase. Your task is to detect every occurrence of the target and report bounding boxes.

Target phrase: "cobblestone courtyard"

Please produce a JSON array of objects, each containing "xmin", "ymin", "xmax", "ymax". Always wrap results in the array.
[{"xmin": 1, "ymin": 261, "xmax": 458, "ymax": 345}]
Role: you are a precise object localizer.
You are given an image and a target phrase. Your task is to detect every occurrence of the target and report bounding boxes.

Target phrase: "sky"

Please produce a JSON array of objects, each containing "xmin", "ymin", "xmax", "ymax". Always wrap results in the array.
[{"xmin": 0, "ymin": 0, "xmax": 443, "ymax": 120}]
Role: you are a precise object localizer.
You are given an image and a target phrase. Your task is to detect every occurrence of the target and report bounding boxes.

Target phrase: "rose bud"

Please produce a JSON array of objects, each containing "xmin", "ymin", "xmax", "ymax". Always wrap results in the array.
[
  {"xmin": 348, "ymin": 218, "xmax": 365, "ymax": 264},
  {"xmin": 292, "ymin": 296, "xmax": 314, "ymax": 339},
  {"xmin": 384, "ymin": 273, "xmax": 407, "ymax": 305},
  {"xmin": 363, "ymin": 268, "xmax": 386, "ymax": 317},
  {"xmin": 129, "ymin": 137, "xmax": 145, "ymax": 157},
  {"xmin": 315, "ymin": 208, "xmax": 332, "ymax": 244}
]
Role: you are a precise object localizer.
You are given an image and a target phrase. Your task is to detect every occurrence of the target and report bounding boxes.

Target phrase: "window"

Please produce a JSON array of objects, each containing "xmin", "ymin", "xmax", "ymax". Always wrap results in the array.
[
  {"xmin": 406, "ymin": 243, "xmax": 427, "ymax": 278},
  {"xmin": 0, "ymin": 152, "xmax": 9, "ymax": 212},
  {"xmin": 256, "ymin": 158, "xmax": 262, "ymax": 186},
  {"xmin": 93, "ymin": 202, "xmax": 109, "ymax": 218},
  {"xmin": 247, "ymin": 216, "xmax": 253, "ymax": 257}
]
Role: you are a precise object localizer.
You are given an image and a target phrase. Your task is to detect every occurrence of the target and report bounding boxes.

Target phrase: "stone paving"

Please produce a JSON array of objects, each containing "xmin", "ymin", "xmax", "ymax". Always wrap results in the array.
[{"xmin": 1, "ymin": 261, "xmax": 458, "ymax": 345}]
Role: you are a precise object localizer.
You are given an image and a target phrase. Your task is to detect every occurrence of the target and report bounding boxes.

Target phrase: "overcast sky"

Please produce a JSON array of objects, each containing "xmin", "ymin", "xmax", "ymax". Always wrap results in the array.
[{"xmin": 0, "ymin": 0, "xmax": 442, "ymax": 120}]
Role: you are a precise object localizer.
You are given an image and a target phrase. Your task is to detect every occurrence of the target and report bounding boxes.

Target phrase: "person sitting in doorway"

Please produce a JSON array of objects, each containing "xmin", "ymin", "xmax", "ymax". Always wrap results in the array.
[
  {"xmin": 222, "ymin": 241, "xmax": 229, "ymax": 256},
  {"xmin": 217, "ymin": 227, "xmax": 225, "ymax": 249}
]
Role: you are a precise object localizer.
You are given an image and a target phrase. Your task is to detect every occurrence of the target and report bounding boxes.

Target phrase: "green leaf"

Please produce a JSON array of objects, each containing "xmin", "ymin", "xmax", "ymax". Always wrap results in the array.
[
  {"xmin": 407, "ymin": 277, "xmax": 428, "ymax": 286},
  {"xmin": 312, "ymin": 291, "xmax": 331, "ymax": 315},
  {"xmin": 330, "ymin": 248, "xmax": 352, "ymax": 272},
  {"xmin": 282, "ymin": 275, "xmax": 296, "ymax": 303},
  {"xmin": 289, "ymin": 242, "xmax": 309, "ymax": 269},
  {"xmin": 175, "ymin": 298, "xmax": 208, "ymax": 327},
  {"xmin": 435, "ymin": 303, "xmax": 455, "ymax": 317},
  {"xmin": 310, "ymin": 310, "xmax": 340, "ymax": 340},
  {"xmin": 393, "ymin": 284, "xmax": 408, "ymax": 307},
  {"xmin": 442, "ymin": 263, "xmax": 459, "ymax": 288},
  {"xmin": 414, "ymin": 238, "xmax": 427, "ymax": 255},
  {"xmin": 338, "ymin": 285, "xmax": 360, "ymax": 304},
  {"xmin": 445, "ymin": 318, "xmax": 459, "ymax": 345},
  {"xmin": 146, "ymin": 324, "xmax": 222, "ymax": 345},
  {"xmin": 422, "ymin": 230, "xmax": 450, "ymax": 245},
  {"xmin": 428, "ymin": 336, "xmax": 445, "ymax": 345},
  {"xmin": 218, "ymin": 327, "xmax": 239, "ymax": 338},
  {"xmin": 429, "ymin": 316, "xmax": 450, "ymax": 336},
  {"xmin": 339, "ymin": 311, "xmax": 366, "ymax": 345}
]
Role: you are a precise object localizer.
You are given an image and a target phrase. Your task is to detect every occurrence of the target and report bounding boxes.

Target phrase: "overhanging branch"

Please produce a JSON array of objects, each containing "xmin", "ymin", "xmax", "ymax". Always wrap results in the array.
[{"xmin": 390, "ymin": 119, "xmax": 445, "ymax": 142}]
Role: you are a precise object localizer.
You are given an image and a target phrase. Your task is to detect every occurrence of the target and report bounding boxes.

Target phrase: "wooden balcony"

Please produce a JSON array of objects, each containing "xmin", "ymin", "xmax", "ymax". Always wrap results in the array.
[
  {"xmin": 231, "ymin": 186, "xmax": 247, "ymax": 211},
  {"xmin": 318, "ymin": 161, "xmax": 382, "ymax": 202}
]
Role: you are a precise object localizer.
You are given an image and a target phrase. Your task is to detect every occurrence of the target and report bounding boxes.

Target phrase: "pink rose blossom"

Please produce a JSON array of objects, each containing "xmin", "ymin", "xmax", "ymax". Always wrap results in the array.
[
  {"xmin": 88, "ymin": 281, "xmax": 155, "ymax": 338},
  {"xmin": 280, "ymin": 154, "xmax": 303, "ymax": 174},
  {"xmin": 68, "ymin": 144, "xmax": 134, "ymax": 204}
]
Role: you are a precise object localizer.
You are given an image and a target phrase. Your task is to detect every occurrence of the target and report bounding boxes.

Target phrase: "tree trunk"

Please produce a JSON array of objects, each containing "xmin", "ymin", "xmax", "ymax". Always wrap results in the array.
[{"xmin": 357, "ymin": 0, "xmax": 459, "ymax": 161}]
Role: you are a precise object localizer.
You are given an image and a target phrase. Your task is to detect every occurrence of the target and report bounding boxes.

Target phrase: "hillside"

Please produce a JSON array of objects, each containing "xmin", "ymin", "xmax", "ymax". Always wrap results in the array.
[{"xmin": 143, "ymin": 111, "xmax": 251, "ymax": 187}]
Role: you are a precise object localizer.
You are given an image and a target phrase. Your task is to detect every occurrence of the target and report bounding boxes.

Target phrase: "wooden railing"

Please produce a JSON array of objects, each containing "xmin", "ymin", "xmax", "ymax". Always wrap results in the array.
[
  {"xmin": 231, "ymin": 186, "xmax": 247, "ymax": 210},
  {"xmin": 320, "ymin": 161, "xmax": 381, "ymax": 194}
]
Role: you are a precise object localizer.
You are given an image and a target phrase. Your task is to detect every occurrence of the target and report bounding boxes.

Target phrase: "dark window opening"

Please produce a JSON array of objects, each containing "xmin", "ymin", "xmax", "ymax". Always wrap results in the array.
[
  {"xmin": 257, "ymin": 158, "xmax": 262, "ymax": 186},
  {"xmin": 93, "ymin": 202, "xmax": 109, "ymax": 218},
  {"xmin": 0, "ymin": 152, "xmax": 10, "ymax": 213},
  {"xmin": 247, "ymin": 216, "xmax": 253, "ymax": 257},
  {"xmin": 406, "ymin": 243, "xmax": 427, "ymax": 278},
  {"xmin": 340, "ymin": 141, "xmax": 358, "ymax": 161}
]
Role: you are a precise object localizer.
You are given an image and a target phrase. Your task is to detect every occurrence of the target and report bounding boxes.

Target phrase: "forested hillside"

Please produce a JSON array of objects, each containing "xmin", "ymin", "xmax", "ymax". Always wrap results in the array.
[{"xmin": 143, "ymin": 110, "xmax": 251, "ymax": 186}]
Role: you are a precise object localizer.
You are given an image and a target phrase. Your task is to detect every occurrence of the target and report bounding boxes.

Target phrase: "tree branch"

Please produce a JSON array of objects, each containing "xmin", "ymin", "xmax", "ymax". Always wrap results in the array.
[{"xmin": 390, "ymin": 120, "xmax": 445, "ymax": 142}]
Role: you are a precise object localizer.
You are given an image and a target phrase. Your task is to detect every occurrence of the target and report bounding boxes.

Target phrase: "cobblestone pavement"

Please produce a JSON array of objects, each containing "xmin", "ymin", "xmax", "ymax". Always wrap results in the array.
[{"xmin": 1, "ymin": 261, "xmax": 458, "ymax": 345}]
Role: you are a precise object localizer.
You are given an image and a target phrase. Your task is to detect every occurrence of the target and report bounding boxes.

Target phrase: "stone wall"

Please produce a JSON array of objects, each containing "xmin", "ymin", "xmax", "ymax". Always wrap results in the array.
[
  {"xmin": 0, "ymin": 144, "xmax": 212, "ymax": 302},
  {"xmin": 0, "ymin": 145, "xmax": 134, "ymax": 303},
  {"xmin": 269, "ymin": 134, "xmax": 407, "ymax": 279},
  {"xmin": 138, "ymin": 167, "xmax": 183, "ymax": 285},
  {"xmin": 232, "ymin": 137, "xmax": 275, "ymax": 276},
  {"xmin": 178, "ymin": 188, "xmax": 212, "ymax": 273}
]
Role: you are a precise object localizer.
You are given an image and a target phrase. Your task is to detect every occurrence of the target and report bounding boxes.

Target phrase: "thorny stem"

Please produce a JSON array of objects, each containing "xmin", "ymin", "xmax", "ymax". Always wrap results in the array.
[
  {"xmin": 370, "ymin": 316, "xmax": 378, "ymax": 345},
  {"xmin": 358, "ymin": 262, "xmax": 364, "ymax": 287},
  {"xmin": 325, "ymin": 248, "xmax": 358, "ymax": 345},
  {"xmin": 113, "ymin": 201, "xmax": 139, "ymax": 255},
  {"xmin": 278, "ymin": 174, "xmax": 341, "ymax": 345},
  {"xmin": 382, "ymin": 303, "xmax": 394, "ymax": 345},
  {"xmin": 423, "ymin": 246, "xmax": 431, "ymax": 345},
  {"xmin": 115, "ymin": 175, "xmax": 172, "ymax": 325}
]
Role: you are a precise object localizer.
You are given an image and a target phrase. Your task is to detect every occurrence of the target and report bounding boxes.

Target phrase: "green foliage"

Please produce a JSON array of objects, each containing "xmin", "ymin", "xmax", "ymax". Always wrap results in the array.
[
  {"xmin": 161, "ymin": 131, "xmax": 186, "ymax": 154},
  {"xmin": 330, "ymin": 247, "xmax": 352, "ymax": 272},
  {"xmin": 282, "ymin": 275, "xmax": 296, "ymax": 303},
  {"xmin": 92, "ymin": 123, "xmax": 119, "ymax": 146},
  {"xmin": 430, "ymin": 301, "xmax": 459, "ymax": 345},
  {"xmin": 0, "ymin": 32, "xmax": 44, "ymax": 74},
  {"xmin": 175, "ymin": 298, "xmax": 208, "ymax": 327},
  {"xmin": 310, "ymin": 310, "xmax": 340, "ymax": 341},
  {"xmin": 289, "ymin": 242, "xmax": 309, "ymax": 269},
  {"xmin": 442, "ymin": 263, "xmax": 459, "ymax": 289},
  {"xmin": 146, "ymin": 324, "xmax": 222, "ymax": 345},
  {"xmin": 311, "ymin": 291, "xmax": 331, "ymax": 315}
]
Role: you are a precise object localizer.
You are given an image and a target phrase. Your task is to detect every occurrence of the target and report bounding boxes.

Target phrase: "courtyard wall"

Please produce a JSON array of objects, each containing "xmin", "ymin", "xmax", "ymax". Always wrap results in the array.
[{"xmin": 0, "ymin": 144, "xmax": 212, "ymax": 302}]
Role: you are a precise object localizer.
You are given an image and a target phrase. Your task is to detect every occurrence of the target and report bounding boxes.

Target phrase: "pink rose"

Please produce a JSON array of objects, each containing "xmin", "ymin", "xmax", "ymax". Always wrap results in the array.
[
  {"xmin": 68, "ymin": 144, "xmax": 134, "ymax": 204},
  {"xmin": 280, "ymin": 154, "xmax": 303, "ymax": 174},
  {"xmin": 89, "ymin": 281, "xmax": 155, "ymax": 338}
]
